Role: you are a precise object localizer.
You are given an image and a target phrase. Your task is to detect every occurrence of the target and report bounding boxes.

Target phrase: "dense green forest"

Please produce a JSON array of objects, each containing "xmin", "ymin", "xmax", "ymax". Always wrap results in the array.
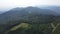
[{"xmin": 0, "ymin": 7, "xmax": 60, "ymax": 34}]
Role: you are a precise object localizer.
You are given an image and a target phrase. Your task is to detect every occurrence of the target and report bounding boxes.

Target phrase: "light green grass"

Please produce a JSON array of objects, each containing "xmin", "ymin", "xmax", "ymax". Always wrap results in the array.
[{"xmin": 10, "ymin": 23, "xmax": 32, "ymax": 31}]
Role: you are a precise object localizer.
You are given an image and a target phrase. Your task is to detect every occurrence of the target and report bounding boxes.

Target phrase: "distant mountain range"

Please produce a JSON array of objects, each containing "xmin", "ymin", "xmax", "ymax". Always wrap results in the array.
[
  {"xmin": 0, "ymin": 11, "xmax": 5, "ymax": 14},
  {"xmin": 39, "ymin": 6, "xmax": 60, "ymax": 15},
  {"xmin": 0, "ymin": 6, "xmax": 58, "ymax": 24}
]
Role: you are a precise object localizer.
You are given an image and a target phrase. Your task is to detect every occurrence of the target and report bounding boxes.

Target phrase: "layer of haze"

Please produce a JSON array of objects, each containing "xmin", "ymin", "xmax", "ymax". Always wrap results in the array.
[{"xmin": 0, "ymin": 0, "xmax": 60, "ymax": 11}]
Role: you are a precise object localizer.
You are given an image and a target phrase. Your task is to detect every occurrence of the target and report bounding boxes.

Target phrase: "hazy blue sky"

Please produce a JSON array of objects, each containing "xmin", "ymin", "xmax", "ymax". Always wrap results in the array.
[
  {"xmin": 0, "ymin": 0, "xmax": 60, "ymax": 11},
  {"xmin": 0, "ymin": 0, "xmax": 60, "ymax": 8}
]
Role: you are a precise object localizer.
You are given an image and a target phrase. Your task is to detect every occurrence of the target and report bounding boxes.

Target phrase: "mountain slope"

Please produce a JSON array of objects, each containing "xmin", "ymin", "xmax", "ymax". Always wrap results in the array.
[
  {"xmin": 39, "ymin": 6, "xmax": 60, "ymax": 15},
  {"xmin": 0, "ymin": 7, "xmax": 57, "ymax": 24}
]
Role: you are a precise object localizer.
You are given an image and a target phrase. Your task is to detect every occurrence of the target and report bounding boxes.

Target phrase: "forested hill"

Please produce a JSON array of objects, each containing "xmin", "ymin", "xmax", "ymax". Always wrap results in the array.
[
  {"xmin": 0, "ymin": 7, "xmax": 58, "ymax": 24},
  {"xmin": 0, "ymin": 7, "xmax": 60, "ymax": 34}
]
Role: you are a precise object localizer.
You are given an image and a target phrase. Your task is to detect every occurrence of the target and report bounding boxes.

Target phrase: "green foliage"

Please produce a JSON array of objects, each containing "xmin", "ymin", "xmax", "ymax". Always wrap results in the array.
[{"xmin": 0, "ymin": 7, "xmax": 60, "ymax": 34}]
